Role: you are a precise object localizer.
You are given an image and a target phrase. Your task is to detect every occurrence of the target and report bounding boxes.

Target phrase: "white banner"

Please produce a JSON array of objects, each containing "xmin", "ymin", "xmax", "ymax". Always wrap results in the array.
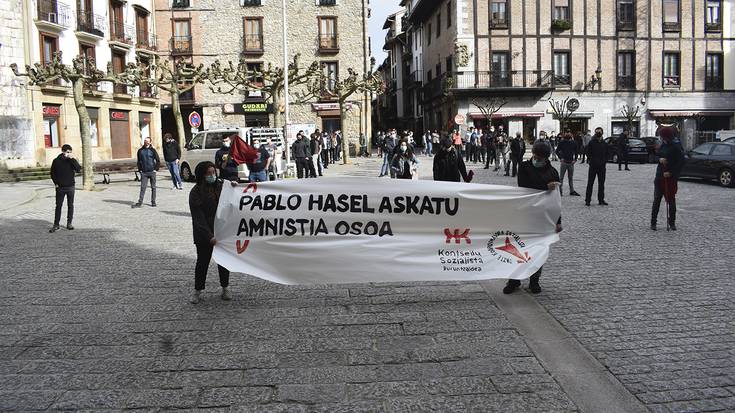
[{"xmin": 213, "ymin": 178, "xmax": 561, "ymax": 285}]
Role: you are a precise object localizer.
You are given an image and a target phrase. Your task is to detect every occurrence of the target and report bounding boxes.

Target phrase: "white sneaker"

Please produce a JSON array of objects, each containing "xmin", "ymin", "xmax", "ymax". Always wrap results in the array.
[
  {"xmin": 221, "ymin": 287, "xmax": 232, "ymax": 301},
  {"xmin": 190, "ymin": 290, "xmax": 201, "ymax": 304}
]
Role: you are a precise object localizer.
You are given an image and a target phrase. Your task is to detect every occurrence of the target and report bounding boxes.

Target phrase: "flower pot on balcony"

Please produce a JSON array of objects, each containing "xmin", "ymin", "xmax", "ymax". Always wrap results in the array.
[{"xmin": 551, "ymin": 19, "xmax": 572, "ymax": 32}]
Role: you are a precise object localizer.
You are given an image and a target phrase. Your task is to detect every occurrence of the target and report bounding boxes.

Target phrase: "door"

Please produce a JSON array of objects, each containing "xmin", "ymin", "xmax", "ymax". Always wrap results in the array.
[
  {"xmin": 109, "ymin": 110, "xmax": 131, "ymax": 159},
  {"xmin": 322, "ymin": 117, "xmax": 341, "ymax": 133},
  {"xmin": 491, "ymin": 52, "xmax": 510, "ymax": 87},
  {"xmin": 523, "ymin": 119, "xmax": 537, "ymax": 144},
  {"xmin": 684, "ymin": 143, "xmax": 714, "ymax": 177}
]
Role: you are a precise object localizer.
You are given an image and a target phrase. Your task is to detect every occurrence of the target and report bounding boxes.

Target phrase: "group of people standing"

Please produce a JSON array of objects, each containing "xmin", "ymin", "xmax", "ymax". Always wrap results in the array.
[{"xmin": 291, "ymin": 129, "xmax": 341, "ymax": 179}]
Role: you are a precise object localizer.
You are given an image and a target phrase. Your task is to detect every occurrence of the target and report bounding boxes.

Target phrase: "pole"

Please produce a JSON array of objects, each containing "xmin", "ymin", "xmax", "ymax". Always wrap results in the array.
[{"xmin": 282, "ymin": 0, "xmax": 291, "ymax": 170}]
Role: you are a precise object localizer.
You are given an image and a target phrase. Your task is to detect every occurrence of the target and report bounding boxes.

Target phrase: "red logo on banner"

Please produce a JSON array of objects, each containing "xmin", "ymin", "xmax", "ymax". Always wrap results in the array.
[
  {"xmin": 236, "ymin": 239, "xmax": 250, "ymax": 254},
  {"xmin": 242, "ymin": 183, "xmax": 257, "ymax": 193},
  {"xmin": 487, "ymin": 231, "xmax": 531, "ymax": 264},
  {"xmin": 444, "ymin": 228, "xmax": 471, "ymax": 244}
]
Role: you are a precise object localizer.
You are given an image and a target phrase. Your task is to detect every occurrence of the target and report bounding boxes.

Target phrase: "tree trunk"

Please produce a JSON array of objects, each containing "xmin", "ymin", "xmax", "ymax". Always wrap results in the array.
[
  {"xmin": 171, "ymin": 90, "xmax": 187, "ymax": 155},
  {"xmin": 72, "ymin": 79, "xmax": 94, "ymax": 190},
  {"xmin": 340, "ymin": 101, "xmax": 350, "ymax": 165},
  {"xmin": 272, "ymin": 93, "xmax": 281, "ymax": 130}
]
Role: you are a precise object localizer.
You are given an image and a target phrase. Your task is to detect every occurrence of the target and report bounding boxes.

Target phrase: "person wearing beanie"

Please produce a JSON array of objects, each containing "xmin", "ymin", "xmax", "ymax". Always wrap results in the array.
[
  {"xmin": 49, "ymin": 144, "xmax": 81, "ymax": 233},
  {"xmin": 585, "ymin": 127, "xmax": 609, "ymax": 206},
  {"xmin": 651, "ymin": 126, "xmax": 685, "ymax": 231},
  {"xmin": 503, "ymin": 141, "xmax": 562, "ymax": 295}
]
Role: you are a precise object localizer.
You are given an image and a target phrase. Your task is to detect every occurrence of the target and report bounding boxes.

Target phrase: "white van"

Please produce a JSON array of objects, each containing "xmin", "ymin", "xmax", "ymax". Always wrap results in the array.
[{"xmin": 180, "ymin": 127, "xmax": 285, "ymax": 182}]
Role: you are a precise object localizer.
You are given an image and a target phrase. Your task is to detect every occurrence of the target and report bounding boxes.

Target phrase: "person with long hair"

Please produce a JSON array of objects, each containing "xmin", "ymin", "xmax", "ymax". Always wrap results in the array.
[
  {"xmin": 390, "ymin": 139, "xmax": 419, "ymax": 179},
  {"xmin": 188, "ymin": 161, "xmax": 234, "ymax": 304}
]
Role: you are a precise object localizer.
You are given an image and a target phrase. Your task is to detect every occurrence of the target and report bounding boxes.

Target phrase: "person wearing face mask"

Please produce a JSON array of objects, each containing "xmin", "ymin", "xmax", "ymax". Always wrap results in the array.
[
  {"xmin": 380, "ymin": 130, "xmax": 398, "ymax": 177},
  {"xmin": 433, "ymin": 137, "xmax": 472, "ymax": 182},
  {"xmin": 585, "ymin": 127, "xmax": 609, "ymax": 206},
  {"xmin": 188, "ymin": 161, "xmax": 234, "ymax": 304},
  {"xmin": 555, "ymin": 132, "xmax": 581, "ymax": 196},
  {"xmin": 49, "ymin": 144, "xmax": 81, "ymax": 233},
  {"xmin": 506, "ymin": 132, "xmax": 524, "ymax": 177},
  {"xmin": 291, "ymin": 131, "xmax": 310, "ymax": 179},
  {"xmin": 390, "ymin": 139, "xmax": 420, "ymax": 179},
  {"xmin": 215, "ymin": 135, "xmax": 239, "ymax": 182},
  {"xmin": 132, "ymin": 137, "xmax": 161, "ymax": 208},
  {"xmin": 484, "ymin": 126, "xmax": 497, "ymax": 169},
  {"xmin": 504, "ymin": 142, "xmax": 562, "ymax": 295},
  {"xmin": 245, "ymin": 140, "xmax": 271, "ymax": 182},
  {"xmin": 162, "ymin": 133, "xmax": 183, "ymax": 190},
  {"xmin": 650, "ymin": 126, "xmax": 685, "ymax": 231}
]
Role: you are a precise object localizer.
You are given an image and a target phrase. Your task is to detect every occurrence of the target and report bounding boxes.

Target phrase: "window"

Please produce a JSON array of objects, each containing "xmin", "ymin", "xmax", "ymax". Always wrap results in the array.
[
  {"xmin": 318, "ymin": 17, "xmax": 338, "ymax": 51},
  {"xmin": 553, "ymin": 52, "xmax": 570, "ymax": 85},
  {"xmin": 138, "ymin": 56, "xmax": 153, "ymax": 97},
  {"xmin": 617, "ymin": 0, "xmax": 635, "ymax": 29},
  {"xmin": 188, "ymin": 132, "xmax": 204, "ymax": 149},
  {"xmin": 435, "ymin": 63, "xmax": 441, "ymax": 77},
  {"xmin": 246, "ymin": 62, "xmax": 264, "ymax": 87},
  {"xmin": 135, "ymin": 8, "xmax": 151, "ymax": 49},
  {"xmin": 617, "ymin": 51, "xmax": 635, "ymax": 89},
  {"xmin": 427, "ymin": 69, "xmax": 432, "ymax": 82},
  {"xmin": 491, "ymin": 52, "xmax": 510, "ymax": 87},
  {"xmin": 705, "ymin": 53, "xmax": 723, "ymax": 90},
  {"xmin": 42, "ymin": 104, "xmax": 61, "ymax": 148},
  {"xmin": 205, "ymin": 132, "xmax": 226, "ymax": 150},
  {"xmin": 322, "ymin": 61, "xmax": 338, "ymax": 93},
  {"xmin": 88, "ymin": 108, "xmax": 99, "ymax": 147},
  {"xmin": 139, "ymin": 112, "xmax": 152, "ymax": 145},
  {"xmin": 447, "ymin": 1, "xmax": 451, "ymax": 27},
  {"xmin": 554, "ymin": 0, "xmax": 570, "ymax": 20},
  {"xmin": 110, "ymin": 0, "xmax": 127, "ymax": 43},
  {"xmin": 490, "ymin": 1, "xmax": 507, "ymax": 28},
  {"xmin": 445, "ymin": 56, "xmax": 453, "ymax": 73},
  {"xmin": 79, "ymin": 43, "xmax": 95, "ymax": 73},
  {"xmin": 243, "ymin": 17, "xmax": 263, "ymax": 52},
  {"xmin": 663, "ymin": 52, "xmax": 680, "ymax": 87},
  {"xmin": 427, "ymin": 23, "xmax": 432, "ymax": 45},
  {"xmin": 662, "ymin": 0, "xmax": 680, "ymax": 31},
  {"xmin": 172, "ymin": 19, "xmax": 192, "ymax": 53},
  {"xmin": 711, "ymin": 144, "xmax": 732, "ymax": 156},
  {"xmin": 241, "ymin": 0, "xmax": 262, "ymax": 5},
  {"xmin": 612, "ymin": 121, "xmax": 639, "ymax": 138},
  {"xmin": 692, "ymin": 143, "xmax": 713, "ymax": 155},
  {"xmin": 40, "ymin": 33, "xmax": 58, "ymax": 65},
  {"xmin": 706, "ymin": 0, "xmax": 721, "ymax": 31},
  {"xmin": 436, "ymin": 12, "xmax": 441, "ymax": 37},
  {"xmin": 111, "ymin": 50, "xmax": 126, "ymax": 94}
]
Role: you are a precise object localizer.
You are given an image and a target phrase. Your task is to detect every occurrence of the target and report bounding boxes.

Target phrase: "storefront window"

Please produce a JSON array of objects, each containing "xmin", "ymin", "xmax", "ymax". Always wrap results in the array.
[
  {"xmin": 139, "ymin": 112, "xmax": 152, "ymax": 145},
  {"xmin": 88, "ymin": 108, "xmax": 99, "ymax": 146},
  {"xmin": 42, "ymin": 104, "xmax": 61, "ymax": 148},
  {"xmin": 611, "ymin": 121, "xmax": 639, "ymax": 137}
]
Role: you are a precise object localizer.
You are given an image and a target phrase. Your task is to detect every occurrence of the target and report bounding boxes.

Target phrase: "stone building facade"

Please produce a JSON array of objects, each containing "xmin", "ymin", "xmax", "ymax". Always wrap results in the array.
[
  {"xmin": 156, "ymin": 0, "xmax": 372, "ymax": 152},
  {"xmin": 4, "ymin": 0, "xmax": 161, "ymax": 167},
  {"xmin": 398, "ymin": 0, "xmax": 735, "ymax": 149}
]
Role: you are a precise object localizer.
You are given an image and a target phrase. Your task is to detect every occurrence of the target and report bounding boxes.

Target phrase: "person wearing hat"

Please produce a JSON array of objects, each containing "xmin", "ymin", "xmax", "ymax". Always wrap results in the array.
[
  {"xmin": 503, "ymin": 141, "xmax": 562, "ymax": 295},
  {"xmin": 651, "ymin": 126, "xmax": 685, "ymax": 231}
]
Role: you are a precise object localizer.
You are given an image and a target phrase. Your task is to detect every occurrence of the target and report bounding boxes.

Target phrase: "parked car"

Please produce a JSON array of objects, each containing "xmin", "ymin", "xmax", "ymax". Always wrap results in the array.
[
  {"xmin": 679, "ymin": 141, "xmax": 735, "ymax": 187},
  {"xmin": 639, "ymin": 136, "xmax": 663, "ymax": 163},
  {"xmin": 604, "ymin": 137, "xmax": 649, "ymax": 164},
  {"xmin": 725, "ymin": 136, "xmax": 735, "ymax": 143}
]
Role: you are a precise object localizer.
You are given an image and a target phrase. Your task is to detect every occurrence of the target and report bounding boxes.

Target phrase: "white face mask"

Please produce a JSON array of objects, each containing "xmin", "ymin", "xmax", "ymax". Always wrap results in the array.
[
  {"xmin": 253, "ymin": 143, "xmax": 261, "ymax": 149},
  {"xmin": 223, "ymin": 141, "xmax": 231, "ymax": 148},
  {"xmin": 400, "ymin": 145, "xmax": 408, "ymax": 152}
]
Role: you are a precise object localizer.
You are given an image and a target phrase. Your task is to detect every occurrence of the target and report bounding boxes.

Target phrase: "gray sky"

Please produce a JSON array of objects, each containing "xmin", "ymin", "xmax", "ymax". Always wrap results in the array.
[{"xmin": 369, "ymin": 0, "xmax": 403, "ymax": 66}]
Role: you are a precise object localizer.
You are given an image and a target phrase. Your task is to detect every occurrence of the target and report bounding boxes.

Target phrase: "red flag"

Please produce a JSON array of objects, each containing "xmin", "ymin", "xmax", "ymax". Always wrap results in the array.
[
  {"xmin": 229, "ymin": 135, "xmax": 258, "ymax": 165},
  {"xmin": 661, "ymin": 176, "xmax": 677, "ymax": 202}
]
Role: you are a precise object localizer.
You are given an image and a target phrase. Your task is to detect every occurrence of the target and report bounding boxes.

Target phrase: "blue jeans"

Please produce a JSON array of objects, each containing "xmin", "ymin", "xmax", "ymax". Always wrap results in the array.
[
  {"xmin": 167, "ymin": 161, "xmax": 182, "ymax": 188},
  {"xmin": 249, "ymin": 170, "xmax": 268, "ymax": 182},
  {"xmin": 425, "ymin": 140, "xmax": 433, "ymax": 155},
  {"xmin": 380, "ymin": 152, "xmax": 391, "ymax": 176}
]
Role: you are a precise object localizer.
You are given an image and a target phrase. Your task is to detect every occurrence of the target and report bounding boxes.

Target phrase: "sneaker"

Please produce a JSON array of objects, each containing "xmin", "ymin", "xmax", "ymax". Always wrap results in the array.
[
  {"xmin": 49, "ymin": 225, "xmax": 60, "ymax": 233},
  {"xmin": 66, "ymin": 224, "xmax": 74, "ymax": 230},
  {"xmin": 528, "ymin": 282, "xmax": 542, "ymax": 294},
  {"xmin": 570, "ymin": 191, "xmax": 580, "ymax": 196},
  {"xmin": 190, "ymin": 290, "xmax": 201, "ymax": 304},
  {"xmin": 599, "ymin": 201, "xmax": 609, "ymax": 206},
  {"xmin": 221, "ymin": 287, "xmax": 232, "ymax": 301},
  {"xmin": 131, "ymin": 202, "xmax": 143, "ymax": 208},
  {"xmin": 503, "ymin": 281, "xmax": 520, "ymax": 294},
  {"xmin": 151, "ymin": 202, "xmax": 157, "ymax": 207},
  {"xmin": 178, "ymin": 186, "xmax": 184, "ymax": 190}
]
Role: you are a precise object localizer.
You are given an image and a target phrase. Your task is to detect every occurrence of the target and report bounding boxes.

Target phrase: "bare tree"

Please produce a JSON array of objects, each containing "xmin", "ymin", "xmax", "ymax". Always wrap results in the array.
[
  {"xmin": 472, "ymin": 97, "xmax": 508, "ymax": 130},
  {"xmin": 548, "ymin": 97, "xmax": 576, "ymax": 132},
  {"xmin": 620, "ymin": 104, "xmax": 640, "ymax": 137},
  {"xmin": 12, "ymin": 52, "xmax": 117, "ymax": 190}
]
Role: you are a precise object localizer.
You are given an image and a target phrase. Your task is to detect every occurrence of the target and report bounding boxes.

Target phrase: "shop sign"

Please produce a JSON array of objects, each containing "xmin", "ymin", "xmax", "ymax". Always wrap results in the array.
[
  {"xmin": 110, "ymin": 110, "xmax": 129, "ymax": 121},
  {"xmin": 42, "ymin": 105, "xmax": 60, "ymax": 117},
  {"xmin": 223, "ymin": 102, "xmax": 273, "ymax": 114}
]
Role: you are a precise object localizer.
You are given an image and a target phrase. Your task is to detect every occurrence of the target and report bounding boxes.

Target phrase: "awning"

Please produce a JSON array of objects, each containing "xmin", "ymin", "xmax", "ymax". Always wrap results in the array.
[
  {"xmin": 468, "ymin": 112, "xmax": 544, "ymax": 119},
  {"xmin": 649, "ymin": 110, "xmax": 735, "ymax": 117}
]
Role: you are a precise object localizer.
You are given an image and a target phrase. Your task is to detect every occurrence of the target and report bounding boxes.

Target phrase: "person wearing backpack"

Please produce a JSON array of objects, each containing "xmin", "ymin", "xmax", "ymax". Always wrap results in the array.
[{"xmin": 433, "ymin": 137, "xmax": 472, "ymax": 182}]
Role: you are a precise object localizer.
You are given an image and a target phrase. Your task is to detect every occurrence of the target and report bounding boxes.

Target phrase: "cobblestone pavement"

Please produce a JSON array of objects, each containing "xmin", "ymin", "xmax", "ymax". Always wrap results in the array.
[{"xmin": 1, "ymin": 153, "xmax": 733, "ymax": 412}]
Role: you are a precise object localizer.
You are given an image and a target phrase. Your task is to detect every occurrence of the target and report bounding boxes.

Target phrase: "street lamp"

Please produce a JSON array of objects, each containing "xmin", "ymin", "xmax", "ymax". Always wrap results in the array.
[{"xmin": 585, "ymin": 67, "xmax": 603, "ymax": 90}]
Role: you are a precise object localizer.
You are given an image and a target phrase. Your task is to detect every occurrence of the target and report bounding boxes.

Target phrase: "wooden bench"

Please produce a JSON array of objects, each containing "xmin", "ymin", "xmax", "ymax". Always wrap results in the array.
[{"xmin": 93, "ymin": 161, "xmax": 140, "ymax": 184}]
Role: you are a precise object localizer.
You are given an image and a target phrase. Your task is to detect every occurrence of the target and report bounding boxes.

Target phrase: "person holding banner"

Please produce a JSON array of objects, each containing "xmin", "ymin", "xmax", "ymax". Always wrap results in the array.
[
  {"xmin": 188, "ymin": 161, "xmax": 234, "ymax": 304},
  {"xmin": 390, "ymin": 139, "xmax": 419, "ymax": 180},
  {"xmin": 504, "ymin": 141, "xmax": 562, "ymax": 295},
  {"xmin": 434, "ymin": 137, "xmax": 472, "ymax": 182}
]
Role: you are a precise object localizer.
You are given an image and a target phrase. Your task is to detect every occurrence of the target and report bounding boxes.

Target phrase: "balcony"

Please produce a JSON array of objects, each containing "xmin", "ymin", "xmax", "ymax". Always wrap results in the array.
[
  {"xmin": 490, "ymin": 15, "xmax": 508, "ymax": 29},
  {"xmin": 705, "ymin": 76, "xmax": 723, "ymax": 91},
  {"xmin": 319, "ymin": 0, "xmax": 337, "ymax": 5},
  {"xmin": 76, "ymin": 10, "xmax": 106, "ymax": 38},
  {"xmin": 318, "ymin": 34, "xmax": 338, "ymax": 53},
  {"xmin": 452, "ymin": 70, "xmax": 556, "ymax": 90},
  {"xmin": 705, "ymin": 22, "xmax": 722, "ymax": 33},
  {"xmin": 616, "ymin": 75, "xmax": 636, "ymax": 90},
  {"xmin": 243, "ymin": 34, "xmax": 263, "ymax": 55},
  {"xmin": 36, "ymin": 0, "xmax": 72, "ymax": 29},
  {"xmin": 171, "ymin": 36, "xmax": 192, "ymax": 54},
  {"xmin": 553, "ymin": 73, "xmax": 571, "ymax": 86},
  {"xmin": 241, "ymin": 0, "xmax": 261, "ymax": 5},
  {"xmin": 136, "ymin": 30, "xmax": 157, "ymax": 51},
  {"xmin": 407, "ymin": 70, "xmax": 423, "ymax": 89},
  {"xmin": 172, "ymin": 0, "xmax": 189, "ymax": 8},
  {"xmin": 662, "ymin": 21, "xmax": 680, "ymax": 32},
  {"xmin": 110, "ymin": 21, "xmax": 135, "ymax": 46},
  {"xmin": 139, "ymin": 86, "xmax": 156, "ymax": 99},
  {"xmin": 113, "ymin": 83, "xmax": 128, "ymax": 95},
  {"xmin": 617, "ymin": 19, "xmax": 635, "ymax": 31}
]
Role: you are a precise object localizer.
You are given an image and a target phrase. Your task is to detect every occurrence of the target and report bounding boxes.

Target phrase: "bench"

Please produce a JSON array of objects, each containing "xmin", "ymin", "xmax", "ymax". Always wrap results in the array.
[{"xmin": 93, "ymin": 161, "xmax": 140, "ymax": 184}]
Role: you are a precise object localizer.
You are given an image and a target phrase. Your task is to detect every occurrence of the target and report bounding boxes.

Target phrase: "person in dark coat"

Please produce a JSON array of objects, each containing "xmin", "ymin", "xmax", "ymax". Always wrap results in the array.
[
  {"xmin": 215, "ymin": 135, "xmax": 239, "ymax": 181},
  {"xmin": 162, "ymin": 133, "xmax": 183, "ymax": 190},
  {"xmin": 617, "ymin": 131, "xmax": 631, "ymax": 171},
  {"xmin": 133, "ymin": 137, "xmax": 161, "ymax": 208},
  {"xmin": 188, "ymin": 161, "xmax": 233, "ymax": 304},
  {"xmin": 505, "ymin": 132, "xmax": 523, "ymax": 177},
  {"xmin": 303, "ymin": 133, "xmax": 317, "ymax": 178},
  {"xmin": 433, "ymin": 137, "xmax": 471, "ymax": 182},
  {"xmin": 651, "ymin": 126, "xmax": 686, "ymax": 231},
  {"xmin": 49, "ymin": 144, "xmax": 81, "ymax": 233},
  {"xmin": 555, "ymin": 132, "xmax": 580, "ymax": 196},
  {"xmin": 391, "ymin": 139, "xmax": 420, "ymax": 179},
  {"xmin": 585, "ymin": 127, "xmax": 609, "ymax": 206},
  {"xmin": 503, "ymin": 141, "xmax": 562, "ymax": 295},
  {"xmin": 291, "ymin": 131, "xmax": 310, "ymax": 179}
]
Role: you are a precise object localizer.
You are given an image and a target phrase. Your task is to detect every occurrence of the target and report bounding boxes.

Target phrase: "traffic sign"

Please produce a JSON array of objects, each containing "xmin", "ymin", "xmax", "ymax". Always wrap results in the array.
[
  {"xmin": 188, "ymin": 111, "xmax": 202, "ymax": 128},
  {"xmin": 454, "ymin": 113, "xmax": 466, "ymax": 125}
]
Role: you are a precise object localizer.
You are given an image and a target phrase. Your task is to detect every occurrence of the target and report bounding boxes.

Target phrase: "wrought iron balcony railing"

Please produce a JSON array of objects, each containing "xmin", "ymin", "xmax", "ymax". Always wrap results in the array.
[
  {"xmin": 37, "ymin": 0, "xmax": 72, "ymax": 28},
  {"xmin": 171, "ymin": 36, "xmax": 192, "ymax": 54},
  {"xmin": 76, "ymin": 10, "xmax": 106, "ymax": 37}
]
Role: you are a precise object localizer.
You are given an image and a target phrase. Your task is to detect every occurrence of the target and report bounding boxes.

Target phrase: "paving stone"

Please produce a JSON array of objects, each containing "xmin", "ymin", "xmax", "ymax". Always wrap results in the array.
[
  {"xmin": 276, "ymin": 383, "xmax": 346, "ymax": 404},
  {"xmin": 198, "ymin": 386, "xmax": 273, "ymax": 407}
]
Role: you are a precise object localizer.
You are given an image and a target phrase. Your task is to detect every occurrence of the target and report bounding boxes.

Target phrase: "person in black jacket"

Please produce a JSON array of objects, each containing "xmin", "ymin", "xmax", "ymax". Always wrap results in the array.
[
  {"xmin": 132, "ymin": 137, "xmax": 161, "ymax": 208},
  {"xmin": 49, "ymin": 144, "xmax": 81, "ymax": 233},
  {"xmin": 380, "ymin": 131, "xmax": 398, "ymax": 177},
  {"xmin": 291, "ymin": 131, "xmax": 310, "ymax": 179},
  {"xmin": 215, "ymin": 135, "xmax": 239, "ymax": 181},
  {"xmin": 433, "ymin": 137, "xmax": 470, "ymax": 182},
  {"xmin": 505, "ymin": 132, "xmax": 524, "ymax": 177},
  {"xmin": 188, "ymin": 161, "xmax": 233, "ymax": 304},
  {"xmin": 303, "ymin": 134, "xmax": 318, "ymax": 178},
  {"xmin": 555, "ymin": 132, "xmax": 581, "ymax": 196},
  {"xmin": 617, "ymin": 131, "xmax": 631, "ymax": 171},
  {"xmin": 585, "ymin": 128, "xmax": 609, "ymax": 206},
  {"xmin": 504, "ymin": 142, "xmax": 562, "ymax": 295},
  {"xmin": 162, "ymin": 133, "xmax": 183, "ymax": 190},
  {"xmin": 651, "ymin": 126, "xmax": 686, "ymax": 231}
]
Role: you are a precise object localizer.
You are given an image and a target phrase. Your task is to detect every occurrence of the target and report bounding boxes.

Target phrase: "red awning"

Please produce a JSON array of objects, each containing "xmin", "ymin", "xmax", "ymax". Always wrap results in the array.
[
  {"xmin": 468, "ymin": 112, "xmax": 544, "ymax": 119},
  {"xmin": 650, "ymin": 110, "xmax": 735, "ymax": 117}
]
